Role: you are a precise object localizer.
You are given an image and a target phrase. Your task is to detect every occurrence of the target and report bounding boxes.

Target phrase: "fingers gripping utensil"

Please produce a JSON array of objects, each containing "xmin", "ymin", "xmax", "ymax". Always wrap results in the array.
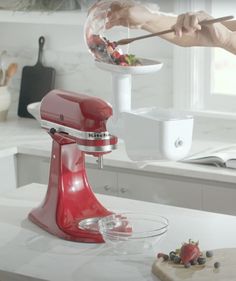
[
  {"xmin": 115, "ymin": 15, "xmax": 234, "ymax": 46},
  {"xmin": 18, "ymin": 36, "xmax": 56, "ymax": 118}
]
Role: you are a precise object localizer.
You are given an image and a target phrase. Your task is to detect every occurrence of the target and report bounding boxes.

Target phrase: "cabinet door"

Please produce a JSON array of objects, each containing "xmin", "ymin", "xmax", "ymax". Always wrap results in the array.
[
  {"xmin": 0, "ymin": 155, "xmax": 17, "ymax": 192},
  {"xmin": 86, "ymin": 167, "xmax": 118, "ymax": 196},
  {"xmin": 202, "ymin": 183, "xmax": 236, "ymax": 216},
  {"xmin": 17, "ymin": 154, "xmax": 50, "ymax": 187},
  {"xmin": 117, "ymin": 173, "xmax": 202, "ymax": 210},
  {"xmin": 17, "ymin": 154, "xmax": 118, "ymax": 196}
]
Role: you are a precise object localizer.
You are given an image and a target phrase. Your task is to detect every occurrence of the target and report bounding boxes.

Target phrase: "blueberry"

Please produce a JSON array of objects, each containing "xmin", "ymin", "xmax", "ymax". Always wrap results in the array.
[
  {"xmin": 214, "ymin": 262, "xmax": 220, "ymax": 269},
  {"xmin": 198, "ymin": 257, "xmax": 206, "ymax": 265},
  {"xmin": 206, "ymin": 250, "xmax": 213, "ymax": 258},
  {"xmin": 169, "ymin": 251, "xmax": 176, "ymax": 261},
  {"xmin": 173, "ymin": 256, "xmax": 181, "ymax": 264},
  {"xmin": 163, "ymin": 254, "xmax": 169, "ymax": 261}
]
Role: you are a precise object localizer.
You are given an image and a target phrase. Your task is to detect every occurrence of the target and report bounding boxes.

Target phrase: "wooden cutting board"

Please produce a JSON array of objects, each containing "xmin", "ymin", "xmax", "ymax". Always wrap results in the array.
[
  {"xmin": 152, "ymin": 248, "xmax": 236, "ymax": 281},
  {"xmin": 18, "ymin": 36, "xmax": 55, "ymax": 118}
]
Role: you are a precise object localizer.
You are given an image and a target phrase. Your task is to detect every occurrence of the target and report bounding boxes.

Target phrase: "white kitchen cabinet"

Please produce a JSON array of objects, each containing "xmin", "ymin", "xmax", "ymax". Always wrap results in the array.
[
  {"xmin": 117, "ymin": 171, "xmax": 236, "ymax": 216},
  {"xmin": 0, "ymin": 154, "xmax": 17, "ymax": 193},
  {"xmin": 117, "ymin": 172, "xmax": 202, "ymax": 210},
  {"xmin": 86, "ymin": 166, "xmax": 118, "ymax": 196},
  {"xmin": 202, "ymin": 183, "xmax": 236, "ymax": 216},
  {"xmin": 17, "ymin": 154, "xmax": 50, "ymax": 187},
  {"xmin": 15, "ymin": 153, "xmax": 236, "ymax": 216},
  {"xmin": 17, "ymin": 154, "xmax": 118, "ymax": 196}
]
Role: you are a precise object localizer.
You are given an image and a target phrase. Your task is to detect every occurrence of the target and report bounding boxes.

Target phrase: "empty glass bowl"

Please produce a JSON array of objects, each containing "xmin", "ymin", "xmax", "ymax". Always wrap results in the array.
[{"xmin": 98, "ymin": 212, "xmax": 168, "ymax": 254}]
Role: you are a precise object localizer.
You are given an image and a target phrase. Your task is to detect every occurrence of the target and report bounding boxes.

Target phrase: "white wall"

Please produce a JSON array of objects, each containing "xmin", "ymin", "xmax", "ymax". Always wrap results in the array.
[{"xmin": 0, "ymin": 0, "xmax": 175, "ymax": 117}]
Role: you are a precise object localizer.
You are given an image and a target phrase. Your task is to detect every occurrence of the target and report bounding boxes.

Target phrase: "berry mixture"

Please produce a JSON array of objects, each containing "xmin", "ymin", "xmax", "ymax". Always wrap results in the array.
[
  {"xmin": 88, "ymin": 34, "xmax": 141, "ymax": 66},
  {"xmin": 157, "ymin": 239, "xmax": 220, "ymax": 269}
]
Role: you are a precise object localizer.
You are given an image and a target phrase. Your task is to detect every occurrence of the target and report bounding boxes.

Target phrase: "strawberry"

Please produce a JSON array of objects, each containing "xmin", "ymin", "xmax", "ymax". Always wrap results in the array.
[
  {"xmin": 119, "ymin": 62, "xmax": 129, "ymax": 66},
  {"xmin": 112, "ymin": 50, "xmax": 121, "ymax": 59},
  {"xmin": 112, "ymin": 216, "xmax": 132, "ymax": 233},
  {"xmin": 118, "ymin": 55, "xmax": 126, "ymax": 62},
  {"xmin": 180, "ymin": 240, "xmax": 201, "ymax": 265}
]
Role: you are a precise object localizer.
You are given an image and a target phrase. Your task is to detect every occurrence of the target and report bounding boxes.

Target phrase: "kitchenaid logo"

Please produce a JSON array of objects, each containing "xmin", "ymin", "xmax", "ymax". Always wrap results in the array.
[{"xmin": 88, "ymin": 132, "xmax": 110, "ymax": 139}]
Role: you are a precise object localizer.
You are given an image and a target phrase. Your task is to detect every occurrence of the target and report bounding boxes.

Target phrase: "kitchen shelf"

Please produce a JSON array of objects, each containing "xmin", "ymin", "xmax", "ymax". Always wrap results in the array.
[{"xmin": 0, "ymin": 10, "xmax": 87, "ymax": 25}]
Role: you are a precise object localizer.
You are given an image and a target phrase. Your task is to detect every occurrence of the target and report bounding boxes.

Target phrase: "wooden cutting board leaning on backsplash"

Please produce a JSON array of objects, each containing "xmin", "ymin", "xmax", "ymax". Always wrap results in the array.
[{"xmin": 152, "ymin": 248, "xmax": 236, "ymax": 281}]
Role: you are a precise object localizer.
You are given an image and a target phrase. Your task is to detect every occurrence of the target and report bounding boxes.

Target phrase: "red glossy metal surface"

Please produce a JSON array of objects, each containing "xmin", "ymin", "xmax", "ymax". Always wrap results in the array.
[
  {"xmin": 29, "ymin": 90, "xmax": 117, "ymax": 243},
  {"xmin": 40, "ymin": 89, "xmax": 112, "ymax": 132}
]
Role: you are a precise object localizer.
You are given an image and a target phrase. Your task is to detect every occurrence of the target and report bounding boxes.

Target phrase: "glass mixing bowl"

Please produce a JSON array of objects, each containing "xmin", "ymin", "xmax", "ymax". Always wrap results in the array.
[
  {"xmin": 98, "ymin": 212, "xmax": 169, "ymax": 254},
  {"xmin": 84, "ymin": 0, "xmax": 140, "ymax": 64}
]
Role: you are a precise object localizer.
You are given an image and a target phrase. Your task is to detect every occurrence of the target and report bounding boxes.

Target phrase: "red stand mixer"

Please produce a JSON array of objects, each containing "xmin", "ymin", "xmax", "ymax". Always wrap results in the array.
[{"xmin": 28, "ymin": 90, "xmax": 117, "ymax": 243}]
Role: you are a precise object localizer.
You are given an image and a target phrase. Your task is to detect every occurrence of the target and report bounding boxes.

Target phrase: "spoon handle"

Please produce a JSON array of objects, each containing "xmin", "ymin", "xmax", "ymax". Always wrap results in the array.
[{"xmin": 116, "ymin": 15, "xmax": 234, "ymax": 46}]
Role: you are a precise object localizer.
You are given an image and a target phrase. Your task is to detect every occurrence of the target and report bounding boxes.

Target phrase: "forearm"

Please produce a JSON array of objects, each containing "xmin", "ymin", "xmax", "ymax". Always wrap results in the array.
[
  {"xmin": 141, "ymin": 13, "xmax": 177, "ymax": 40},
  {"xmin": 140, "ymin": 11, "xmax": 236, "ymax": 53},
  {"xmin": 222, "ymin": 20, "xmax": 236, "ymax": 31},
  {"xmin": 141, "ymin": 13, "xmax": 198, "ymax": 47},
  {"xmin": 223, "ymin": 31, "xmax": 236, "ymax": 55}
]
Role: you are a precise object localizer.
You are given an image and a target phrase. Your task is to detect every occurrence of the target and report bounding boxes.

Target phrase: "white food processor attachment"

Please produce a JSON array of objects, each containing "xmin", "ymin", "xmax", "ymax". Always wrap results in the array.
[
  {"xmin": 84, "ymin": 0, "xmax": 194, "ymax": 161},
  {"xmin": 96, "ymin": 61, "xmax": 193, "ymax": 161}
]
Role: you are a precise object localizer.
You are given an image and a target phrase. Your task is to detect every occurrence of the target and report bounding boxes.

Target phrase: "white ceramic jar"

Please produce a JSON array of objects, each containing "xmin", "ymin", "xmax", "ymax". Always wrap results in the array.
[{"xmin": 0, "ymin": 86, "xmax": 11, "ymax": 121}]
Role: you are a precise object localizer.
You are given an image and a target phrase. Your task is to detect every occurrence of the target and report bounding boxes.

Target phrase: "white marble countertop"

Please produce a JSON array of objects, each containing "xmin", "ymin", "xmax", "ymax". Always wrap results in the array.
[
  {"xmin": 1, "ymin": 183, "xmax": 236, "ymax": 281},
  {"xmin": 1, "ymin": 115, "xmax": 236, "ymax": 184}
]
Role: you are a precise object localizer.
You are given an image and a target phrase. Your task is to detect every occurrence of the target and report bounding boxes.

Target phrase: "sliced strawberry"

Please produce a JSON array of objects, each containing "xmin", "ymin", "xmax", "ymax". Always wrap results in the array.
[
  {"xmin": 112, "ymin": 50, "xmax": 121, "ymax": 59},
  {"xmin": 119, "ymin": 62, "xmax": 129, "ymax": 66},
  {"xmin": 119, "ymin": 55, "xmax": 126, "ymax": 62}
]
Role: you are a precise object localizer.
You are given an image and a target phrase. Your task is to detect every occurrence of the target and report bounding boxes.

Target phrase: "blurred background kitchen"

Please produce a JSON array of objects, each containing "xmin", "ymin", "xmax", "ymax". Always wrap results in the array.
[{"xmin": 0, "ymin": 0, "xmax": 236, "ymax": 142}]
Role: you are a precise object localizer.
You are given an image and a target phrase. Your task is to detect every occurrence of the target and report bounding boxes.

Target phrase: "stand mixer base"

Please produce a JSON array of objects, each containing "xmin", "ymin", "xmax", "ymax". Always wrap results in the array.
[{"xmin": 28, "ymin": 132, "xmax": 112, "ymax": 243}]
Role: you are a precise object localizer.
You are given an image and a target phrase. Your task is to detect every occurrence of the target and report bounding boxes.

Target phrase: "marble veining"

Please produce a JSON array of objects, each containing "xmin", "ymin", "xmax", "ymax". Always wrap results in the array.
[{"xmin": 0, "ymin": 183, "xmax": 236, "ymax": 281}]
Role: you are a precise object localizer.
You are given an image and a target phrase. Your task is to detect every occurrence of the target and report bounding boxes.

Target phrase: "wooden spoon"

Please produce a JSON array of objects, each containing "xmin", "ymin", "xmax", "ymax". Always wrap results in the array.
[
  {"xmin": 115, "ymin": 15, "xmax": 234, "ymax": 46},
  {"xmin": 4, "ymin": 63, "xmax": 18, "ymax": 86}
]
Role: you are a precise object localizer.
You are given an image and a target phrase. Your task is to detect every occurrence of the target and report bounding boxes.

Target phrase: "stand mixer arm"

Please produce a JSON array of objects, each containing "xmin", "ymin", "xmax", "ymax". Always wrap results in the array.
[{"xmin": 40, "ymin": 89, "xmax": 118, "ymax": 159}]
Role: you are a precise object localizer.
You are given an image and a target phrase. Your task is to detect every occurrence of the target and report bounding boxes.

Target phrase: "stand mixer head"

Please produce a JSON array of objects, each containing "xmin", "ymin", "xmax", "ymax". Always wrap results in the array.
[{"xmin": 29, "ymin": 90, "xmax": 117, "ymax": 242}]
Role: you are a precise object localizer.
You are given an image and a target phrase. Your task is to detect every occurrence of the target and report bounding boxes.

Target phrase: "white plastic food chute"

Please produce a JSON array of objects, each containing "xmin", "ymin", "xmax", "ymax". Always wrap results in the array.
[{"xmin": 96, "ymin": 58, "xmax": 193, "ymax": 161}]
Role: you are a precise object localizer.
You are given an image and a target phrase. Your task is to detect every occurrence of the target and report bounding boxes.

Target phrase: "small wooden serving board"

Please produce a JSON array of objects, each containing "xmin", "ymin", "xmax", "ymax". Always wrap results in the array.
[{"xmin": 152, "ymin": 248, "xmax": 236, "ymax": 281}]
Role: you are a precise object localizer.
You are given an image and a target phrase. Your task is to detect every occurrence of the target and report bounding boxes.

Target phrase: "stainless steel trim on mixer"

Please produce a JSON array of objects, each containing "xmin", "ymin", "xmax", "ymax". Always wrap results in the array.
[
  {"xmin": 41, "ymin": 120, "xmax": 113, "ymax": 140},
  {"xmin": 78, "ymin": 144, "xmax": 117, "ymax": 153}
]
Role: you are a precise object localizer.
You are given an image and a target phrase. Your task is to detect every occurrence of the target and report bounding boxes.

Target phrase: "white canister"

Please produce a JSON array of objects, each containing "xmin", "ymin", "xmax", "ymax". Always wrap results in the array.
[{"xmin": 0, "ymin": 86, "xmax": 11, "ymax": 121}]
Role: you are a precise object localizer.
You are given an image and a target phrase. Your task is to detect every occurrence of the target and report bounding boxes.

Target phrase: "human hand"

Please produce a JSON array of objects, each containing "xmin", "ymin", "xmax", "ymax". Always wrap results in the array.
[
  {"xmin": 105, "ymin": 1, "xmax": 157, "ymax": 29},
  {"xmin": 172, "ymin": 11, "xmax": 232, "ymax": 48}
]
